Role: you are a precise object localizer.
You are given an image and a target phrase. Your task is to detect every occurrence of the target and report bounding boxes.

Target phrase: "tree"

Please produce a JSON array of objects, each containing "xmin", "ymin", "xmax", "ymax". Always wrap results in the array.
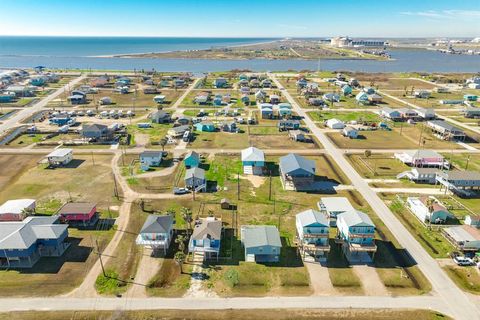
[
  {"xmin": 165, "ymin": 208, "xmax": 175, "ymax": 217},
  {"xmin": 159, "ymin": 137, "xmax": 168, "ymax": 151},
  {"xmin": 174, "ymin": 251, "xmax": 186, "ymax": 274},
  {"xmin": 207, "ymin": 209, "xmax": 214, "ymax": 217},
  {"xmin": 364, "ymin": 150, "xmax": 372, "ymax": 158},
  {"xmin": 181, "ymin": 207, "xmax": 193, "ymax": 236},
  {"xmin": 175, "ymin": 235, "xmax": 186, "ymax": 252}
]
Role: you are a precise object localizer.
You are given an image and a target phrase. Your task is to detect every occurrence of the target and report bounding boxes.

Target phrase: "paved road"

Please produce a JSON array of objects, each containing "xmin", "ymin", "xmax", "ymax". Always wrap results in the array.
[
  {"xmin": 0, "ymin": 295, "xmax": 451, "ymax": 315},
  {"xmin": 0, "ymin": 75, "xmax": 86, "ymax": 134},
  {"xmin": 270, "ymin": 74, "xmax": 480, "ymax": 320}
]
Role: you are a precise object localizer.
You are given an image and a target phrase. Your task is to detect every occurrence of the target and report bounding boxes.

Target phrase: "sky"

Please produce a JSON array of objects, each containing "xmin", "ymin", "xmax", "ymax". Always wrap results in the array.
[{"xmin": 1, "ymin": 0, "xmax": 479, "ymax": 38}]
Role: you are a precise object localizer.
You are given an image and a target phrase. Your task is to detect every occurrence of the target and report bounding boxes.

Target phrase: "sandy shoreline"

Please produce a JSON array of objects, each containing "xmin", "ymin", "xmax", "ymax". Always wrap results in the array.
[{"xmin": 87, "ymin": 38, "xmax": 285, "ymax": 58}]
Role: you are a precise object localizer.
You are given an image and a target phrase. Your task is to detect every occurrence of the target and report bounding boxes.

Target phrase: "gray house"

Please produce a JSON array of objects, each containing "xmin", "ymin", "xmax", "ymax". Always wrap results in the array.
[
  {"xmin": 241, "ymin": 225, "xmax": 282, "ymax": 263},
  {"xmin": 0, "ymin": 215, "xmax": 69, "ymax": 268},
  {"xmin": 136, "ymin": 214, "xmax": 174, "ymax": 254},
  {"xmin": 279, "ymin": 153, "xmax": 316, "ymax": 191},
  {"xmin": 140, "ymin": 151, "xmax": 163, "ymax": 171},
  {"xmin": 427, "ymin": 120, "xmax": 466, "ymax": 141},
  {"xmin": 81, "ymin": 124, "xmax": 112, "ymax": 141},
  {"xmin": 149, "ymin": 110, "xmax": 171, "ymax": 124},
  {"xmin": 436, "ymin": 171, "xmax": 480, "ymax": 196},
  {"xmin": 185, "ymin": 167, "xmax": 206, "ymax": 192}
]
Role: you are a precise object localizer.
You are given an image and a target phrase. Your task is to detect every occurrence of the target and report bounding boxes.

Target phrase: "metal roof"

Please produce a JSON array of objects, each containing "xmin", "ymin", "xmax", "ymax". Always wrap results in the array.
[
  {"xmin": 241, "ymin": 225, "xmax": 281, "ymax": 249},
  {"xmin": 0, "ymin": 199, "xmax": 35, "ymax": 215},
  {"xmin": 337, "ymin": 210, "xmax": 375, "ymax": 228},
  {"xmin": 318, "ymin": 197, "xmax": 354, "ymax": 213},
  {"xmin": 46, "ymin": 148, "xmax": 72, "ymax": 158},
  {"xmin": 241, "ymin": 147, "xmax": 265, "ymax": 162},
  {"xmin": 296, "ymin": 209, "xmax": 329, "ymax": 227},
  {"xmin": 140, "ymin": 215, "xmax": 174, "ymax": 234},
  {"xmin": 279, "ymin": 153, "xmax": 315, "ymax": 175}
]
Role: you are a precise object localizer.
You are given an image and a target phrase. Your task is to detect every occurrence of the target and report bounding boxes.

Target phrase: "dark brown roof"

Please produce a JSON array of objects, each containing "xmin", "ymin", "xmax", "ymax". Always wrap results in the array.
[{"xmin": 57, "ymin": 202, "xmax": 96, "ymax": 215}]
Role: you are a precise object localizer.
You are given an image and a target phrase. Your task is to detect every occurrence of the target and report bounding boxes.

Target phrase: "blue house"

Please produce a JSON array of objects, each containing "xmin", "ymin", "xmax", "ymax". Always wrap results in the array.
[
  {"xmin": 241, "ymin": 147, "xmax": 265, "ymax": 175},
  {"xmin": 184, "ymin": 151, "xmax": 200, "ymax": 168},
  {"xmin": 188, "ymin": 217, "xmax": 222, "ymax": 261},
  {"xmin": 296, "ymin": 209, "xmax": 330, "ymax": 259},
  {"xmin": 241, "ymin": 225, "xmax": 282, "ymax": 263},
  {"xmin": 136, "ymin": 214, "xmax": 174, "ymax": 254},
  {"xmin": 336, "ymin": 210, "xmax": 377, "ymax": 261},
  {"xmin": 278, "ymin": 119, "xmax": 300, "ymax": 131},
  {"xmin": 213, "ymin": 94, "xmax": 223, "ymax": 106},
  {"xmin": 195, "ymin": 121, "xmax": 216, "ymax": 132},
  {"xmin": 140, "ymin": 151, "xmax": 163, "ymax": 171},
  {"xmin": 279, "ymin": 153, "xmax": 315, "ymax": 191},
  {"xmin": 241, "ymin": 94, "xmax": 250, "ymax": 105},
  {"xmin": 464, "ymin": 94, "xmax": 478, "ymax": 102},
  {"xmin": 0, "ymin": 215, "xmax": 69, "ymax": 268},
  {"xmin": 213, "ymin": 77, "xmax": 227, "ymax": 88}
]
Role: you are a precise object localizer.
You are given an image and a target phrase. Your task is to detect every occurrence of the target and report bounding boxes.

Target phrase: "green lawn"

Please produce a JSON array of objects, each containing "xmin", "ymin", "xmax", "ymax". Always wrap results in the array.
[{"xmin": 308, "ymin": 111, "xmax": 381, "ymax": 123}]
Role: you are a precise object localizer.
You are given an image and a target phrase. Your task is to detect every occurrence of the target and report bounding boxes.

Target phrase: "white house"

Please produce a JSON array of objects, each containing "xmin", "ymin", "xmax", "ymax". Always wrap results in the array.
[
  {"xmin": 406, "ymin": 196, "xmax": 453, "ymax": 224},
  {"xmin": 45, "ymin": 148, "xmax": 73, "ymax": 166},
  {"xmin": 0, "ymin": 199, "xmax": 36, "ymax": 221},
  {"xmin": 326, "ymin": 118, "xmax": 345, "ymax": 129},
  {"xmin": 416, "ymin": 108, "xmax": 435, "ymax": 120}
]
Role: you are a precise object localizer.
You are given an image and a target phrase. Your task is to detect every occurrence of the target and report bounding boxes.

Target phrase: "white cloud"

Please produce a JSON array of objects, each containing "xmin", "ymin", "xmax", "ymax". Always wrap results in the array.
[{"xmin": 400, "ymin": 9, "xmax": 480, "ymax": 19}]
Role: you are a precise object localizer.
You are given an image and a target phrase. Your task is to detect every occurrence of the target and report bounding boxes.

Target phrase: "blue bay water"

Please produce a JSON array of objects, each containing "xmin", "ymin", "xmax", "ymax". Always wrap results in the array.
[{"xmin": 0, "ymin": 37, "xmax": 479, "ymax": 73}]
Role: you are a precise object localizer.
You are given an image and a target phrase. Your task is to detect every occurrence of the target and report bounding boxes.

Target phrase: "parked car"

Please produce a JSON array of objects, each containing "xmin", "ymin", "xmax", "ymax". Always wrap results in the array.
[
  {"xmin": 173, "ymin": 187, "xmax": 189, "ymax": 195},
  {"xmin": 453, "ymin": 256, "xmax": 474, "ymax": 266}
]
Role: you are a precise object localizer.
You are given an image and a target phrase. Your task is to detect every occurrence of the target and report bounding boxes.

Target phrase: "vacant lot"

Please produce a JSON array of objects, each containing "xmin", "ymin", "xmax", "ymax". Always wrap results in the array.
[
  {"xmin": 0, "ymin": 309, "xmax": 451, "ymax": 320},
  {"xmin": 327, "ymin": 130, "xmax": 417, "ymax": 149},
  {"xmin": 190, "ymin": 130, "xmax": 250, "ymax": 149},
  {"xmin": 0, "ymin": 154, "xmax": 119, "ymax": 213},
  {"xmin": 95, "ymin": 202, "xmax": 147, "ymax": 296},
  {"xmin": 347, "ymin": 154, "xmax": 410, "ymax": 179},
  {"xmin": 308, "ymin": 111, "xmax": 381, "ymax": 124},
  {"xmin": 443, "ymin": 265, "xmax": 480, "ymax": 295}
]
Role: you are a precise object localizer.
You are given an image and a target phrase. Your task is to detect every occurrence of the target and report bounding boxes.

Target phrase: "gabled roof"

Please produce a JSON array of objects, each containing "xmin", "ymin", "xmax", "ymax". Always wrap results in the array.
[
  {"xmin": 279, "ymin": 153, "xmax": 315, "ymax": 175},
  {"xmin": 241, "ymin": 147, "xmax": 265, "ymax": 162},
  {"xmin": 82, "ymin": 123, "xmax": 108, "ymax": 131},
  {"xmin": 337, "ymin": 210, "xmax": 375, "ymax": 228},
  {"xmin": 191, "ymin": 218, "xmax": 222, "ymax": 240},
  {"xmin": 296, "ymin": 209, "xmax": 329, "ymax": 228},
  {"xmin": 185, "ymin": 151, "xmax": 200, "ymax": 161},
  {"xmin": 241, "ymin": 225, "xmax": 281, "ymax": 248},
  {"xmin": 140, "ymin": 150, "xmax": 163, "ymax": 158},
  {"xmin": 404, "ymin": 149, "xmax": 443, "ymax": 159},
  {"xmin": 185, "ymin": 167, "xmax": 205, "ymax": 180},
  {"xmin": 0, "ymin": 215, "xmax": 67, "ymax": 250},
  {"xmin": 438, "ymin": 170, "xmax": 480, "ymax": 181},
  {"xmin": 140, "ymin": 215, "xmax": 174, "ymax": 234}
]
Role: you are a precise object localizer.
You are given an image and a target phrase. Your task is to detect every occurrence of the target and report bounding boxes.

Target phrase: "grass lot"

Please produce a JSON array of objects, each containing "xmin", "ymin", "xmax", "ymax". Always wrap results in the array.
[
  {"xmin": 0, "ymin": 154, "xmax": 119, "ymax": 212},
  {"xmin": 146, "ymin": 256, "xmax": 193, "ymax": 297},
  {"xmin": 190, "ymin": 130, "xmax": 250, "ymax": 149},
  {"xmin": 95, "ymin": 201, "xmax": 147, "ymax": 295},
  {"xmin": 327, "ymin": 130, "xmax": 418, "ymax": 149},
  {"xmin": 383, "ymin": 195, "xmax": 454, "ymax": 258},
  {"xmin": 0, "ymin": 97, "xmax": 36, "ymax": 108},
  {"xmin": 445, "ymin": 153, "xmax": 480, "ymax": 172},
  {"xmin": 0, "ymin": 309, "xmax": 451, "ymax": 320},
  {"xmin": 308, "ymin": 111, "xmax": 381, "ymax": 124},
  {"xmin": 443, "ymin": 265, "xmax": 480, "ymax": 295},
  {"xmin": 127, "ymin": 122, "xmax": 172, "ymax": 147},
  {"xmin": 347, "ymin": 154, "xmax": 410, "ymax": 179},
  {"xmin": 2, "ymin": 133, "xmax": 49, "ymax": 147}
]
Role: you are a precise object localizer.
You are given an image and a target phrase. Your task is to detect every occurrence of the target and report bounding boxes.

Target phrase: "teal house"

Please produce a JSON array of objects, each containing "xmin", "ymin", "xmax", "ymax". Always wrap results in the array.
[
  {"xmin": 342, "ymin": 85, "xmax": 352, "ymax": 96},
  {"xmin": 336, "ymin": 210, "xmax": 377, "ymax": 261},
  {"xmin": 30, "ymin": 77, "xmax": 45, "ymax": 86},
  {"xmin": 296, "ymin": 209, "xmax": 330, "ymax": 259},
  {"xmin": 184, "ymin": 151, "xmax": 200, "ymax": 168},
  {"xmin": 356, "ymin": 92, "xmax": 369, "ymax": 104},
  {"xmin": 195, "ymin": 121, "xmax": 216, "ymax": 132},
  {"xmin": 464, "ymin": 94, "xmax": 478, "ymax": 102}
]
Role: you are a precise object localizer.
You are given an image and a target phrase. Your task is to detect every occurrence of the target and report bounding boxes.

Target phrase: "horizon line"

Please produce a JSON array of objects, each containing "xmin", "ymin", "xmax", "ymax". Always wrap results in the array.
[{"xmin": 0, "ymin": 35, "xmax": 477, "ymax": 39}]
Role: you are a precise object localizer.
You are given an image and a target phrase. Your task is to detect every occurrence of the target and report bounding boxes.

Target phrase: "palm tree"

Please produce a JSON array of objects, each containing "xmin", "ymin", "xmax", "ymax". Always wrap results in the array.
[
  {"xmin": 175, "ymin": 235, "xmax": 186, "ymax": 252},
  {"xmin": 181, "ymin": 207, "xmax": 193, "ymax": 236},
  {"xmin": 174, "ymin": 251, "xmax": 186, "ymax": 274},
  {"xmin": 207, "ymin": 209, "xmax": 214, "ymax": 217},
  {"xmin": 159, "ymin": 137, "xmax": 168, "ymax": 152},
  {"xmin": 165, "ymin": 208, "xmax": 176, "ymax": 217}
]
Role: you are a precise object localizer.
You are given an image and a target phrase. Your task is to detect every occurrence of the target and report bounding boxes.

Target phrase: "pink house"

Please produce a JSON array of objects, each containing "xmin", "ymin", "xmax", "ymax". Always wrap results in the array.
[
  {"xmin": 57, "ymin": 202, "xmax": 98, "ymax": 226},
  {"xmin": 0, "ymin": 199, "xmax": 36, "ymax": 222}
]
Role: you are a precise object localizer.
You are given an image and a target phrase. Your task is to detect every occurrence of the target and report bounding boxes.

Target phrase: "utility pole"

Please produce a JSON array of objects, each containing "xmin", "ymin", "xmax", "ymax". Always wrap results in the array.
[
  {"xmin": 192, "ymin": 173, "xmax": 195, "ymax": 201},
  {"xmin": 466, "ymin": 155, "xmax": 470, "ymax": 170},
  {"xmin": 112, "ymin": 173, "xmax": 119, "ymax": 198},
  {"xmin": 91, "ymin": 151, "xmax": 95, "ymax": 165},
  {"xmin": 96, "ymin": 239, "xmax": 106, "ymax": 277},
  {"xmin": 268, "ymin": 170, "xmax": 272, "ymax": 201},
  {"xmin": 237, "ymin": 171, "xmax": 240, "ymax": 200}
]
